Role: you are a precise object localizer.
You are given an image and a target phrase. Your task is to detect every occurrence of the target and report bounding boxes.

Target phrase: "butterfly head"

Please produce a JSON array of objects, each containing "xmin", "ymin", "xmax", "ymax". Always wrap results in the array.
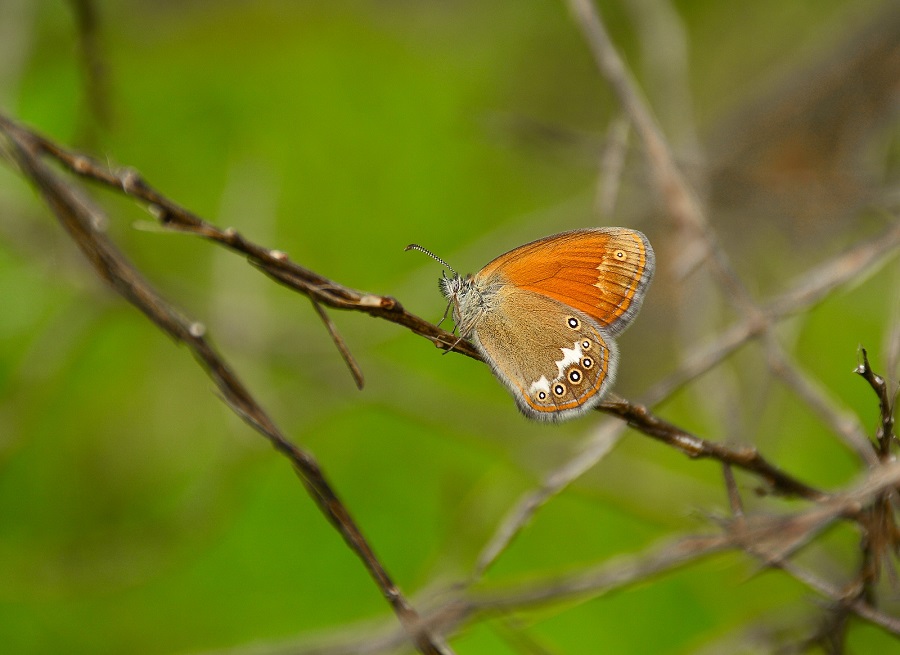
[{"xmin": 438, "ymin": 269, "xmax": 464, "ymax": 299}]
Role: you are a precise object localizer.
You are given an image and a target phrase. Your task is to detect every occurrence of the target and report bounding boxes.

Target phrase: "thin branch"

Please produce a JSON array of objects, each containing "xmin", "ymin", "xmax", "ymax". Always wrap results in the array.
[
  {"xmin": 564, "ymin": 0, "xmax": 756, "ymax": 316},
  {"xmin": 473, "ymin": 420, "xmax": 625, "ymax": 578},
  {"xmin": 600, "ymin": 394, "xmax": 829, "ymax": 501},
  {"xmin": 68, "ymin": 0, "xmax": 111, "ymax": 128},
  {"xmin": 309, "ymin": 297, "xmax": 365, "ymax": 390},
  {"xmin": 595, "ymin": 114, "xmax": 630, "ymax": 216},
  {"xmin": 0, "ymin": 115, "xmax": 449, "ymax": 655},
  {"xmin": 0, "ymin": 112, "xmax": 479, "ymax": 362},
  {"xmin": 643, "ymin": 221, "xmax": 900, "ymax": 406},
  {"xmin": 856, "ymin": 347, "xmax": 897, "ymax": 458},
  {"xmin": 563, "ymin": 0, "xmax": 881, "ymax": 472},
  {"xmin": 469, "ymin": 462, "xmax": 900, "ymax": 629}
]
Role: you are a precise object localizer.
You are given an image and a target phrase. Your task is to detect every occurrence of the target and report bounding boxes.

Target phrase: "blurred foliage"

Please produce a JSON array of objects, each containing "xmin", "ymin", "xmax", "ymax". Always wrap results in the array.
[{"xmin": 0, "ymin": 0, "xmax": 897, "ymax": 653}]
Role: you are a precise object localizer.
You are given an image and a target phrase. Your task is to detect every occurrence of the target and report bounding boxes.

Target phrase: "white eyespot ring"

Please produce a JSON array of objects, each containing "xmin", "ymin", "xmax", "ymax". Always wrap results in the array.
[
  {"xmin": 553, "ymin": 383, "xmax": 566, "ymax": 397},
  {"xmin": 582, "ymin": 357, "xmax": 593, "ymax": 369},
  {"xmin": 537, "ymin": 391, "xmax": 547, "ymax": 400},
  {"xmin": 614, "ymin": 249, "xmax": 627, "ymax": 260},
  {"xmin": 567, "ymin": 317, "xmax": 580, "ymax": 329},
  {"xmin": 581, "ymin": 340, "xmax": 591, "ymax": 350},
  {"xmin": 568, "ymin": 369, "xmax": 582, "ymax": 384}
]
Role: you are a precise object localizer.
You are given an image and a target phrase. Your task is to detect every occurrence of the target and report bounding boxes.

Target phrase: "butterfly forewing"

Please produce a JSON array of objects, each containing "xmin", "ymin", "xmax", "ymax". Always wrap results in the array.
[
  {"xmin": 477, "ymin": 228, "xmax": 654, "ymax": 336},
  {"xmin": 470, "ymin": 286, "xmax": 615, "ymax": 420}
]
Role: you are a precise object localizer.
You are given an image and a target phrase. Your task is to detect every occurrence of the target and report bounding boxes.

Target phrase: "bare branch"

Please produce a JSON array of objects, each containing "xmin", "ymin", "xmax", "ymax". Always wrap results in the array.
[
  {"xmin": 470, "ymin": 462, "xmax": 900, "ymax": 628},
  {"xmin": 473, "ymin": 420, "xmax": 625, "ymax": 578},
  {"xmin": 0, "ymin": 113, "xmax": 450, "ymax": 655},
  {"xmin": 68, "ymin": 0, "xmax": 111, "ymax": 128},
  {"xmin": 309, "ymin": 297, "xmax": 365, "ymax": 390},
  {"xmin": 855, "ymin": 347, "xmax": 898, "ymax": 458},
  {"xmin": 563, "ymin": 0, "xmax": 883, "ymax": 471},
  {"xmin": 1, "ymin": 113, "xmax": 479, "ymax": 362},
  {"xmin": 599, "ymin": 394, "xmax": 829, "ymax": 501}
]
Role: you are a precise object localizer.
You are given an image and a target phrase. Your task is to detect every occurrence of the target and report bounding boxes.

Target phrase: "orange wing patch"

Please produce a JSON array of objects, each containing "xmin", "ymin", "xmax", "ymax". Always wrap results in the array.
[{"xmin": 477, "ymin": 228, "xmax": 652, "ymax": 331}]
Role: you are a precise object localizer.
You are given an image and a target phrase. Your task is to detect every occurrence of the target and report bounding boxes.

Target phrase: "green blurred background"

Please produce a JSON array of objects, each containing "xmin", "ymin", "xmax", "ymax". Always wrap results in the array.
[{"xmin": 0, "ymin": 1, "xmax": 897, "ymax": 653}]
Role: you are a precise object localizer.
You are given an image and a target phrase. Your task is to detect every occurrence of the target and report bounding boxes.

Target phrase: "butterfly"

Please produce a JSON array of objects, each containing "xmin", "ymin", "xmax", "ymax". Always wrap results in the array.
[{"xmin": 409, "ymin": 228, "xmax": 654, "ymax": 421}]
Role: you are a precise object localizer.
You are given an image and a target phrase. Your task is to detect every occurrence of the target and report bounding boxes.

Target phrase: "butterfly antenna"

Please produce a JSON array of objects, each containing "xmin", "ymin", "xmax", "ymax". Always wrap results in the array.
[{"xmin": 404, "ymin": 243, "xmax": 457, "ymax": 275}]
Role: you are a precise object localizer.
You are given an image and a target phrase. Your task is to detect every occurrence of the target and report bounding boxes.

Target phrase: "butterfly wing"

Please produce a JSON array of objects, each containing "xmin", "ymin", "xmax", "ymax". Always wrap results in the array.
[
  {"xmin": 470, "ymin": 285, "xmax": 617, "ymax": 421},
  {"xmin": 477, "ymin": 228, "xmax": 654, "ymax": 336}
]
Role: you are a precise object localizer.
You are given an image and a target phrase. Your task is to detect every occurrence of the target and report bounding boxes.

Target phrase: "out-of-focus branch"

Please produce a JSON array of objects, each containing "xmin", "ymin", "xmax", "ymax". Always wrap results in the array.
[
  {"xmin": 2, "ymin": 108, "xmax": 896, "ymax": 652},
  {"xmin": 645, "ymin": 223, "xmax": 900, "ymax": 405},
  {"xmin": 564, "ymin": 0, "xmax": 753, "ymax": 312},
  {"xmin": 0, "ymin": 112, "xmax": 836, "ymax": 506},
  {"xmin": 68, "ymin": 0, "xmax": 111, "ymax": 129},
  {"xmin": 295, "ymin": 463, "xmax": 900, "ymax": 655},
  {"xmin": 564, "ymin": 0, "xmax": 880, "ymax": 467},
  {"xmin": 474, "ymin": 223, "xmax": 899, "ymax": 578},
  {"xmin": 0, "ymin": 114, "xmax": 450, "ymax": 655},
  {"xmin": 469, "ymin": 462, "xmax": 900, "ymax": 631}
]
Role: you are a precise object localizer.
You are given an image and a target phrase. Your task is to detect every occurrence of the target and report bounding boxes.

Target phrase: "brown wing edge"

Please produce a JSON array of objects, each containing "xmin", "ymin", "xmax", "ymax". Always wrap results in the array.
[{"xmin": 597, "ymin": 229, "xmax": 655, "ymax": 337}]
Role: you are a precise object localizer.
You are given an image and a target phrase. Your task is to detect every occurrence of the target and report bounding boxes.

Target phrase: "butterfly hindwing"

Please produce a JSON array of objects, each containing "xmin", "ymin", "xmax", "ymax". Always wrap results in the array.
[{"xmin": 469, "ymin": 286, "xmax": 617, "ymax": 421}]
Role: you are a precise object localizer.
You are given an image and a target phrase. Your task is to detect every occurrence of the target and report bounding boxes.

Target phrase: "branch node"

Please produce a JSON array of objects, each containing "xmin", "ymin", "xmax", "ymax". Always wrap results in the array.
[
  {"xmin": 120, "ymin": 166, "xmax": 141, "ymax": 193},
  {"xmin": 73, "ymin": 155, "xmax": 91, "ymax": 174}
]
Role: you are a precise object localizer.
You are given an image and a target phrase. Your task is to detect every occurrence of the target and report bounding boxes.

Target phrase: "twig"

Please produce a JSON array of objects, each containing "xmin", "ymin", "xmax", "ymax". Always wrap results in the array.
[
  {"xmin": 564, "ymin": 0, "xmax": 879, "ymax": 469},
  {"xmin": 68, "ymin": 0, "xmax": 111, "ymax": 128},
  {"xmin": 853, "ymin": 349, "xmax": 900, "ymax": 600},
  {"xmin": 595, "ymin": 114, "xmax": 630, "ymax": 216},
  {"xmin": 0, "ymin": 112, "xmax": 479, "ymax": 362},
  {"xmin": 473, "ymin": 420, "xmax": 625, "ymax": 578},
  {"xmin": 309, "ymin": 296, "xmax": 365, "ymax": 390},
  {"xmin": 0, "ymin": 114, "xmax": 449, "ymax": 655},
  {"xmin": 855, "ymin": 347, "xmax": 897, "ymax": 458},
  {"xmin": 600, "ymin": 394, "xmax": 829, "ymax": 501},
  {"xmin": 470, "ymin": 462, "xmax": 900, "ymax": 626},
  {"xmin": 643, "ymin": 222, "xmax": 900, "ymax": 406}
]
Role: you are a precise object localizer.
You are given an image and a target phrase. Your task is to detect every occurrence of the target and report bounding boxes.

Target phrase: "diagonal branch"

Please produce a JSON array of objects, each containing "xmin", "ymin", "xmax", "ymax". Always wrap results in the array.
[
  {"xmin": 473, "ymin": 224, "xmax": 900, "ymax": 579},
  {"xmin": 278, "ymin": 460, "xmax": 900, "ymax": 655},
  {"xmin": 0, "ymin": 110, "xmax": 841, "ymax": 549},
  {"xmin": 0, "ymin": 112, "xmax": 480, "ymax": 362},
  {"xmin": 563, "ymin": 0, "xmax": 879, "ymax": 467},
  {"xmin": 0, "ymin": 115, "xmax": 450, "ymax": 655}
]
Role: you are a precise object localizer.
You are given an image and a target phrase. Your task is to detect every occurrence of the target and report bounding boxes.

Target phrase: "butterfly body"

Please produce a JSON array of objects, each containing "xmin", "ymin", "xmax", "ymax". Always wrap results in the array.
[{"xmin": 435, "ymin": 227, "xmax": 654, "ymax": 421}]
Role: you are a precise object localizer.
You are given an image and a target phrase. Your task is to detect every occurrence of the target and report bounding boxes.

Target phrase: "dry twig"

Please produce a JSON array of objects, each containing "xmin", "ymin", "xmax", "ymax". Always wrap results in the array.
[
  {"xmin": 0, "ymin": 114, "xmax": 450, "ymax": 655},
  {"xmin": 1, "ymin": 2, "xmax": 898, "ymax": 645}
]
